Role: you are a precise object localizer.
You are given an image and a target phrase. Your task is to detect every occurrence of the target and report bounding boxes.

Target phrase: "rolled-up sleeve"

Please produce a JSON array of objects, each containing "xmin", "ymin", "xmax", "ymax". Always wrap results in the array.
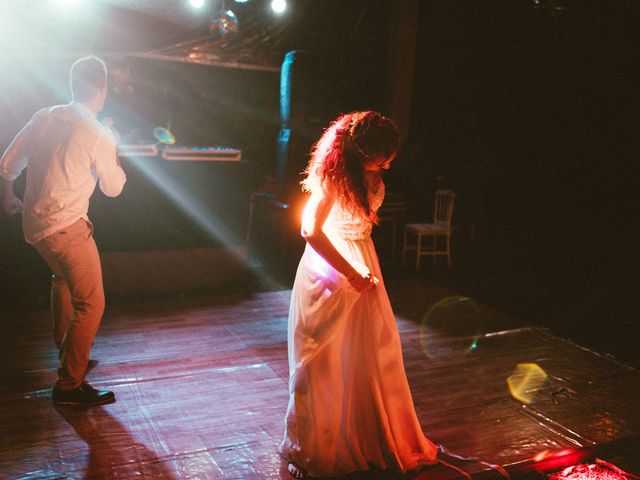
[{"xmin": 92, "ymin": 129, "xmax": 126, "ymax": 197}]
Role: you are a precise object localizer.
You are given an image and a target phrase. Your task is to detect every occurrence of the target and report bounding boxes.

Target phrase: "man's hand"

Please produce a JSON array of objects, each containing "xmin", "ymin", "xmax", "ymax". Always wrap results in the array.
[
  {"xmin": 2, "ymin": 195, "xmax": 23, "ymax": 216},
  {"xmin": 102, "ymin": 116, "xmax": 121, "ymax": 145}
]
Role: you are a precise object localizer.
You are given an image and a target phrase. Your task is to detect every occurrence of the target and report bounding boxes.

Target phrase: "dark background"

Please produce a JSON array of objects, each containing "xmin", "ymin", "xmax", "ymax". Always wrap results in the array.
[
  {"xmin": 405, "ymin": 1, "xmax": 639, "ymax": 365},
  {"xmin": 0, "ymin": 0, "xmax": 638, "ymax": 364}
]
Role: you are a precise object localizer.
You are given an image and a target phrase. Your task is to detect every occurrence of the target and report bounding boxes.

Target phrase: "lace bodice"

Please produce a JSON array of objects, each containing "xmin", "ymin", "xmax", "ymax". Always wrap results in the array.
[{"xmin": 324, "ymin": 181, "xmax": 385, "ymax": 241}]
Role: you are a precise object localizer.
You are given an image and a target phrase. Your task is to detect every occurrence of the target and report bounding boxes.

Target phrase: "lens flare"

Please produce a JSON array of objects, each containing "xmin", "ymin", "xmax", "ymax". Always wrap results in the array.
[
  {"xmin": 507, "ymin": 363, "xmax": 548, "ymax": 404},
  {"xmin": 420, "ymin": 296, "xmax": 483, "ymax": 360},
  {"xmin": 153, "ymin": 127, "xmax": 175, "ymax": 145}
]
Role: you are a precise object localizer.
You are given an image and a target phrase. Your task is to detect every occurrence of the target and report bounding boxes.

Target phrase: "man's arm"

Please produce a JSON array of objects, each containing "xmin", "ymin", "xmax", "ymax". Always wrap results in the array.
[
  {"xmin": 0, "ymin": 119, "xmax": 32, "ymax": 216},
  {"xmin": 1, "ymin": 176, "xmax": 23, "ymax": 216},
  {"xmin": 92, "ymin": 129, "xmax": 126, "ymax": 198}
]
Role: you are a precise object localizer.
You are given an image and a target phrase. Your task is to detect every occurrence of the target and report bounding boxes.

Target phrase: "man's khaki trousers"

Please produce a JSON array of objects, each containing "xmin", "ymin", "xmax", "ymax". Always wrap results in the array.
[{"xmin": 33, "ymin": 219, "xmax": 105, "ymax": 390}]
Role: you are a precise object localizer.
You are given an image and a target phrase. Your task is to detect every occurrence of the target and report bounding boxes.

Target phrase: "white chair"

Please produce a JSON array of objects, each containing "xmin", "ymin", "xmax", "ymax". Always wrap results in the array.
[{"xmin": 402, "ymin": 190, "xmax": 456, "ymax": 270}]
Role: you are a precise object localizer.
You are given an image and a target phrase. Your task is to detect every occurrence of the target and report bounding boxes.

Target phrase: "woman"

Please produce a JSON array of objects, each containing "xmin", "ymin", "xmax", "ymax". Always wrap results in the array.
[{"xmin": 281, "ymin": 111, "xmax": 438, "ymax": 478}]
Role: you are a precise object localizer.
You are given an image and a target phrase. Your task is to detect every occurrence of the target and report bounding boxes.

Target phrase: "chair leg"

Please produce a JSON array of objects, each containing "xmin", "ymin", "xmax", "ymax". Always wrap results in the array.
[
  {"xmin": 245, "ymin": 199, "xmax": 255, "ymax": 247},
  {"xmin": 447, "ymin": 234, "xmax": 452, "ymax": 268},
  {"xmin": 431, "ymin": 236, "xmax": 436, "ymax": 264},
  {"xmin": 416, "ymin": 234, "xmax": 422, "ymax": 271},
  {"xmin": 391, "ymin": 221, "xmax": 397, "ymax": 261},
  {"xmin": 402, "ymin": 230, "xmax": 407, "ymax": 263}
]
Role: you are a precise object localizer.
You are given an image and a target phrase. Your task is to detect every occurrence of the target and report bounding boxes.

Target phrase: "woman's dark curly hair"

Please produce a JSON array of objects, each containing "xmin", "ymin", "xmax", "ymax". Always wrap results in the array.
[{"xmin": 302, "ymin": 111, "xmax": 399, "ymax": 222}]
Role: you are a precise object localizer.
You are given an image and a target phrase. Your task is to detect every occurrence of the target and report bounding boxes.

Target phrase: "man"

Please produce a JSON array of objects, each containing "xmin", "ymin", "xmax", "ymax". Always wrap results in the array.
[{"xmin": 0, "ymin": 56, "xmax": 126, "ymax": 406}]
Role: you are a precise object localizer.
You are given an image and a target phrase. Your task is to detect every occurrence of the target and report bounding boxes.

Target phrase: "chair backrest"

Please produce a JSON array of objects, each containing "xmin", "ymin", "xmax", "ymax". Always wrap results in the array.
[{"xmin": 434, "ymin": 190, "xmax": 456, "ymax": 227}]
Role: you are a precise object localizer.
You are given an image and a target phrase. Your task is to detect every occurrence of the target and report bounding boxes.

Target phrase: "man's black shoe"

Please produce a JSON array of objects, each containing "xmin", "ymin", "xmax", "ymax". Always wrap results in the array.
[{"xmin": 52, "ymin": 382, "xmax": 115, "ymax": 406}]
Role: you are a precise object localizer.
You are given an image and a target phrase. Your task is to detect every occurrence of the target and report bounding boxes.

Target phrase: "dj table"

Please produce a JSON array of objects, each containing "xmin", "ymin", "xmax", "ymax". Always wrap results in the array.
[
  {"xmin": 117, "ymin": 144, "xmax": 243, "ymax": 162},
  {"xmin": 90, "ymin": 145, "xmax": 249, "ymax": 252}
]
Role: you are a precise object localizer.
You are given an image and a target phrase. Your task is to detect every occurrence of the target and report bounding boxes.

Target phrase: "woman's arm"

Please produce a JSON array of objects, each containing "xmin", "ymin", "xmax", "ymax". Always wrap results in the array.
[{"xmin": 301, "ymin": 189, "xmax": 376, "ymax": 293}]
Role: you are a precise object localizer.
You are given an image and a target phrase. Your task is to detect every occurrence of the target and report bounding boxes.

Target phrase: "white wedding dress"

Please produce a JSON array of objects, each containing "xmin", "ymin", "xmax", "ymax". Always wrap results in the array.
[{"xmin": 281, "ymin": 181, "xmax": 438, "ymax": 478}]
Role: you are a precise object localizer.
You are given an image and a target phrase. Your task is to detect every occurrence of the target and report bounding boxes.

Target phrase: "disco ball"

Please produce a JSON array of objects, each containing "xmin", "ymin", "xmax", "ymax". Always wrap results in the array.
[{"xmin": 209, "ymin": 9, "xmax": 239, "ymax": 36}]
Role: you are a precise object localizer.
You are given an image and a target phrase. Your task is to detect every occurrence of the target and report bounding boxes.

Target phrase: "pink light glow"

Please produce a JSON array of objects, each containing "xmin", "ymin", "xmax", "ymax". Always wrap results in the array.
[
  {"xmin": 535, "ymin": 449, "xmax": 580, "ymax": 462},
  {"xmin": 532, "ymin": 448, "xmax": 590, "ymax": 473},
  {"xmin": 549, "ymin": 460, "xmax": 638, "ymax": 480},
  {"xmin": 307, "ymin": 247, "xmax": 332, "ymax": 280}
]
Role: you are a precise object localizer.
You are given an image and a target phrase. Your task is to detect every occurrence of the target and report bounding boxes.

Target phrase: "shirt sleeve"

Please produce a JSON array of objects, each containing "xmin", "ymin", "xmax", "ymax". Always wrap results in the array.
[
  {"xmin": 92, "ymin": 128, "xmax": 127, "ymax": 197},
  {"xmin": 0, "ymin": 116, "xmax": 35, "ymax": 181}
]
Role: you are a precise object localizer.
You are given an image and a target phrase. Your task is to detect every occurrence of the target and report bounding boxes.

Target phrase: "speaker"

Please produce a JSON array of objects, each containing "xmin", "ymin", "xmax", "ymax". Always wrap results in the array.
[
  {"xmin": 277, "ymin": 50, "xmax": 372, "ymax": 204},
  {"xmin": 276, "ymin": 127, "xmax": 312, "ymax": 209},
  {"xmin": 282, "ymin": 52, "xmax": 339, "ymax": 124}
]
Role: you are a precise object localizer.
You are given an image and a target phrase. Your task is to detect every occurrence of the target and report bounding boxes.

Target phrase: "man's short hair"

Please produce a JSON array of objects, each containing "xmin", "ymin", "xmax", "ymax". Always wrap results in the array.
[{"xmin": 70, "ymin": 56, "xmax": 108, "ymax": 102}]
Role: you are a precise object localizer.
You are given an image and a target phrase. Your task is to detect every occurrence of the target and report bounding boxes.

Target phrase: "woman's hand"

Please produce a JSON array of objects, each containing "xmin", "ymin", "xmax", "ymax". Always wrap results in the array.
[
  {"xmin": 301, "ymin": 190, "xmax": 380, "ymax": 294},
  {"xmin": 347, "ymin": 270, "xmax": 379, "ymax": 293}
]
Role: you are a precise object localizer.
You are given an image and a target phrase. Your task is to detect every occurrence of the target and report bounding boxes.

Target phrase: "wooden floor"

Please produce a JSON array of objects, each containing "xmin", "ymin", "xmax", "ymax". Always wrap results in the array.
[{"xmin": 1, "ymin": 276, "xmax": 638, "ymax": 480}]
